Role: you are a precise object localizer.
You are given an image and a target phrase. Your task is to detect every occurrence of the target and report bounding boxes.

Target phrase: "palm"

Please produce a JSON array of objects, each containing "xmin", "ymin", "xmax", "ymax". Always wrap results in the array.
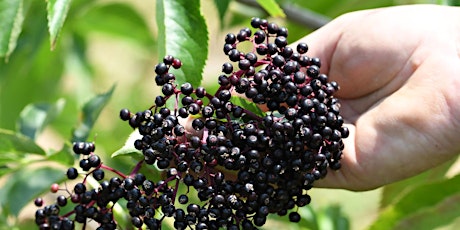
[{"xmin": 300, "ymin": 5, "xmax": 460, "ymax": 190}]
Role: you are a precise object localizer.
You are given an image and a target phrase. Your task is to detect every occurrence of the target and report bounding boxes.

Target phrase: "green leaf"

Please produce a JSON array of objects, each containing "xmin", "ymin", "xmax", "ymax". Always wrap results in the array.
[
  {"xmin": 317, "ymin": 205, "xmax": 350, "ymax": 230},
  {"xmin": 156, "ymin": 0, "xmax": 208, "ymax": 88},
  {"xmin": 380, "ymin": 158, "xmax": 454, "ymax": 209},
  {"xmin": 111, "ymin": 129, "xmax": 143, "ymax": 159},
  {"xmin": 0, "ymin": 129, "xmax": 45, "ymax": 156},
  {"xmin": 255, "ymin": 0, "xmax": 285, "ymax": 18},
  {"xmin": 369, "ymin": 174, "xmax": 460, "ymax": 230},
  {"xmin": 16, "ymin": 98, "xmax": 65, "ymax": 140},
  {"xmin": 393, "ymin": 193, "xmax": 460, "ymax": 230},
  {"xmin": 72, "ymin": 85, "xmax": 115, "ymax": 142},
  {"xmin": 46, "ymin": 0, "xmax": 71, "ymax": 49},
  {"xmin": 0, "ymin": 0, "xmax": 24, "ymax": 59},
  {"xmin": 213, "ymin": 0, "xmax": 231, "ymax": 27},
  {"xmin": 0, "ymin": 0, "xmax": 65, "ymax": 131},
  {"xmin": 73, "ymin": 2, "xmax": 155, "ymax": 48},
  {"xmin": 46, "ymin": 143, "xmax": 75, "ymax": 166},
  {"xmin": 230, "ymin": 96, "xmax": 266, "ymax": 118},
  {"xmin": 0, "ymin": 167, "xmax": 65, "ymax": 216}
]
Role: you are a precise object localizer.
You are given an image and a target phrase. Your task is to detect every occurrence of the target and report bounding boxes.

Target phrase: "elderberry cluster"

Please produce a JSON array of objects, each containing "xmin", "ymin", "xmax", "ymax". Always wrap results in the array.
[{"xmin": 33, "ymin": 18, "xmax": 348, "ymax": 230}]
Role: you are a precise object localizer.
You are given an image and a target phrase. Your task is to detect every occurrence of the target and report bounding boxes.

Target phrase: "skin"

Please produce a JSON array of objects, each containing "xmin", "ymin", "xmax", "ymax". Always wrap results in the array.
[{"xmin": 294, "ymin": 4, "xmax": 460, "ymax": 191}]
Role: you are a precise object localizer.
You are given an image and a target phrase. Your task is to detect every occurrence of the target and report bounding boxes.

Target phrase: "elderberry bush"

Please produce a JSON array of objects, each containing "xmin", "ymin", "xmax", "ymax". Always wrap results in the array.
[{"xmin": 34, "ymin": 17, "xmax": 348, "ymax": 230}]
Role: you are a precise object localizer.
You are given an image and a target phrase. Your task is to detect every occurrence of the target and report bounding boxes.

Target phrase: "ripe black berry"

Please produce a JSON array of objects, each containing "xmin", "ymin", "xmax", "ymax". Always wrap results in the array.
[
  {"xmin": 34, "ymin": 18, "xmax": 349, "ymax": 230},
  {"xmin": 66, "ymin": 167, "xmax": 78, "ymax": 180}
]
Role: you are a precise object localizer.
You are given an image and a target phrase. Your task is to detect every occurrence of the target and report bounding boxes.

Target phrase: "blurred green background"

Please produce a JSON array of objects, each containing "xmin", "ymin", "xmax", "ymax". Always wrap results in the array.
[{"xmin": 1, "ymin": 0, "xmax": 460, "ymax": 229}]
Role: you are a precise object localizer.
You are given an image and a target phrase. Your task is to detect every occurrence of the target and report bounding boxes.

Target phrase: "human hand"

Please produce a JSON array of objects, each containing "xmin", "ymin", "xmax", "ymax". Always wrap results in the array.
[{"xmin": 297, "ymin": 4, "xmax": 460, "ymax": 191}]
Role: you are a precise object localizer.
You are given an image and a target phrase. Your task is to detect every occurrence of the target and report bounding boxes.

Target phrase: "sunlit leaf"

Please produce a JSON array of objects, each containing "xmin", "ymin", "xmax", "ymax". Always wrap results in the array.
[
  {"xmin": 394, "ymin": 193, "xmax": 460, "ymax": 230},
  {"xmin": 380, "ymin": 159, "xmax": 454, "ymax": 209},
  {"xmin": 46, "ymin": 143, "xmax": 75, "ymax": 166},
  {"xmin": 156, "ymin": 0, "xmax": 208, "ymax": 88},
  {"xmin": 0, "ymin": 0, "xmax": 24, "ymax": 60},
  {"xmin": 0, "ymin": 129, "xmax": 45, "ymax": 156},
  {"xmin": 0, "ymin": 167, "xmax": 65, "ymax": 216},
  {"xmin": 73, "ymin": 2, "xmax": 155, "ymax": 48},
  {"xmin": 111, "ymin": 129, "xmax": 143, "ymax": 159},
  {"xmin": 0, "ymin": 0, "xmax": 65, "ymax": 131},
  {"xmin": 46, "ymin": 0, "xmax": 71, "ymax": 49},
  {"xmin": 369, "ymin": 174, "xmax": 460, "ymax": 230},
  {"xmin": 72, "ymin": 85, "xmax": 115, "ymax": 142},
  {"xmin": 16, "ymin": 98, "xmax": 65, "ymax": 140},
  {"xmin": 255, "ymin": 0, "xmax": 285, "ymax": 17}
]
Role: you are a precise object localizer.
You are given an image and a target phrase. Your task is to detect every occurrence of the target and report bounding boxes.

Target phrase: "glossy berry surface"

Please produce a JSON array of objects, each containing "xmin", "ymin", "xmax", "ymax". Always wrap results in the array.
[{"xmin": 33, "ymin": 17, "xmax": 348, "ymax": 230}]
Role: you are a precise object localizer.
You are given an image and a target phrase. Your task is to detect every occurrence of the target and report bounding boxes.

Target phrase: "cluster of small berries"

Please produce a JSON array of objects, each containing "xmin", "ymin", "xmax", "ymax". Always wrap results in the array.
[{"xmin": 33, "ymin": 18, "xmax": 348, "ymax": 229}]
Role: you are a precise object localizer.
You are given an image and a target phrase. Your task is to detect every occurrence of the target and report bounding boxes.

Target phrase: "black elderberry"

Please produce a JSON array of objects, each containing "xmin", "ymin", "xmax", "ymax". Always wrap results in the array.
[
  {"xmin": 225, "ymin": 33, "xmax": 237, "ymax": 44},
  {"xmin": 92, "ymin": 168, "xmax": 105, "ymax": 181},
  {"xmin": 79, "ymin": 159, "xmax": 91, "ymax": 171},
  {"xmin": 188, "ymin": 103, "xmax": 201, "ymax": 115},
  {"xmin": 163, "ymin": 55, "xmax": 174, "ymax": 65},
  {"xmin": 222, "ymin": 62, "xmax": 233, "ymax": 74},
  {"xmin": 155, "ymin": 63, "xmax": 168, "ymax": 75},
  {"xmin": 272, "ymin": 55, "xmax": 285, "ymax": 67},
  {"xmin": 256, "ymin": 43, "xmax": 268, "ymax": 55},
  {"xmin": 66, "ymin": 167, "xmax": 78, "ymax": 180},
  {"xmin": 162, "ymin": 83, "xmax": 175, "ymax": 96},
  {"xmin": 192, "ymin": 118, "xmax": 205, "ymax": 131},
  {"xmin": 180, "ymin": 82, "xmax": 194, "ymax": 95},
  {"xmin": 250, "ymin": 17, "xmax": 262, "ymax": 28},
  {"xmin": 218, "ymin": 89, "xmax": 231, "ymax": 102},
  {"xmin": 289, "ymin": 211, "xmax": 301, "ymax": 222},
  {"xmin": 238, "ymin": 59, "xmax": 251, "ymax": 70},
  {"xmin": 267, "ymin": 22, "xmax": 279, "ymax": 34},
  {"xmin": 131, "ymin": 216, "xmax": 143, "ymax": 228},
  {"xmin": 178, "ymin": 194, "xmax": 188, "ymax": 204},
  {"xmin": 267, "ymin": 43, "xmax": 278, "ymax": 55},
  {"xmin": 278, "ymin": 26, "xmax": 288, "ymax": 37},
  {"xmin": 181, "ymin": 95, "xmax": 194, "ymax": 106},
  {"xmin": 254, "ymin": 30, "xmax": 266, "ymax": 44},
  {"xmin": 281, "ymin": 46, "xmax": 294, "ymax": 58},
  {"xmin": 296, "ymin": 42, "xmax": 308, "ymax": 54},
  {"xmin": 223, "ymin": 43, "xmax": 234, "ymax": 55},
  {"xmin": 73, "ymin": 183, "xmax": 86, "ymax": 195},
  {"xmin": 88, "ymin": 154, "xmax": 101, "ymax": 167},
  {"xmin": 155, "ymin": 95, "xmax": 166, "ymax": 107},
  {"xmin": 119, "ymin": 108, "xmax": 131, "ymax": 121},
  {"xmin": 275, "ymin": 36, "xmax": 288, "ymax": 48},
  {"xmin": 228, "ymin": 49, "xmax": 241, "ymax": 62},
  {"xmin": 310, "ymin": 57, "xmax": 321, "ymax": 67}
]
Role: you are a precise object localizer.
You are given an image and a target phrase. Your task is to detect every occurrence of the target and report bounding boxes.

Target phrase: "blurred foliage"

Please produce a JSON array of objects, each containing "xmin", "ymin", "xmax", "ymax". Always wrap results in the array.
[{"xmin": 1, "ymin": 0, "xmax": 460, "ymax": 229}]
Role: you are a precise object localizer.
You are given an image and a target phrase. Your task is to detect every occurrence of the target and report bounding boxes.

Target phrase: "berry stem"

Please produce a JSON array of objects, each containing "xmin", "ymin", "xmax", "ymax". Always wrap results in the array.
[{"xmin": 100, "ymin": 164, "xmax": 128, "ymax": 179}]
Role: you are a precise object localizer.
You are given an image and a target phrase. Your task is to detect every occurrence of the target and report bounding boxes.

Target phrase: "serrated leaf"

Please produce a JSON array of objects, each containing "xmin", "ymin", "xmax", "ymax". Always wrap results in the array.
[
  {"xmin": 369, "ymin": 174, "xmax": 460, "ymax": 230},
  {"xmin": 156, "ymin": 0, "xmax": 208, "ymax": 88},
  {"xmin": 46, "ymin": 0, "xmax": 71, "ymax": 49},
  {"xmin": 213, "ymin": 0, "xmax": 231, "ymax": 27},
  {"xmin": 255, "ymin": 0, "xmax": 285, "ymax": 18},
  {"xmin": 0, "ymin": 0, "xmax": 24, "ymax": 60},
  {"xmin": 0, "ymin": 129, "xmax": 45, "ymax": 156},
  {"xmin": 0, "ymin": 167, "xmax": 65, "ymax": 216},
  {"xmin": 230, "ymin": 96, "xmax": 266, "ymax": 118},
  {"xmin": 111, "ymin": 129, "xmax": 143, "ymax": 159},
  {"xmin": 72, "ymin": 85, "xmax": 115, "ymax": 142},
  {"xmin": 16, "ymin": 98, "xmax": 65, "ymax": 140},
  {"xmin": 74, "ymin": 2, "xmax": 155, "ymax": 48}
]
